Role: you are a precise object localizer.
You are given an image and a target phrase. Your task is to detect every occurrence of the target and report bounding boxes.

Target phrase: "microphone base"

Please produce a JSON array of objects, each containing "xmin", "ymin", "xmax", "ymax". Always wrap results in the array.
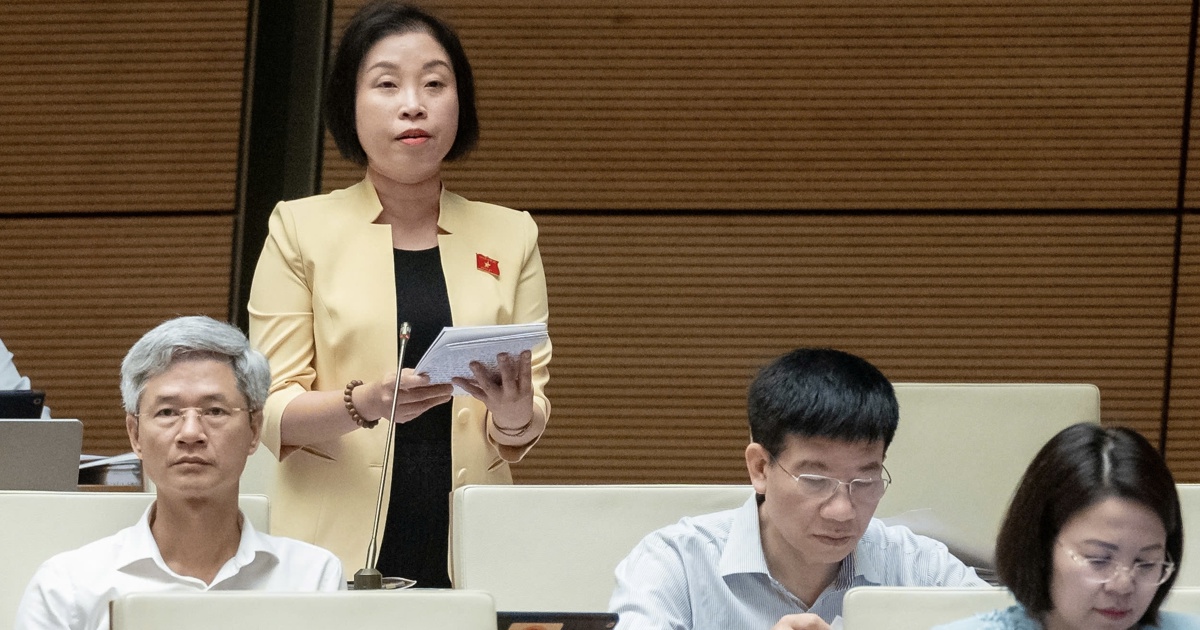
[{"xmin": 353, "ymin": 567, "xmax": 384, "ymax": 590}]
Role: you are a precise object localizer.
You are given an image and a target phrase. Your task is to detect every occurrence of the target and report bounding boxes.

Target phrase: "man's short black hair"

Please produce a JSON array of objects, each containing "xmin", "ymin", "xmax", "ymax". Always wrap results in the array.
[
  {"xmin": 747, "ymin": 348, "xmax": 898, "ymax": 457},
  {"xmin": 323, "ymin": 0, "xmax": 479, "ymax": 166},
  {"xmin": 996, "ymin": 423, "xmax": 1182, "ymax": 625}
]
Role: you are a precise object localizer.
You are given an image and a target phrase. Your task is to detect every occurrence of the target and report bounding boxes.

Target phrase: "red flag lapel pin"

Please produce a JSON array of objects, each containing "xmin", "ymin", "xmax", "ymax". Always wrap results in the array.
[{"xmin": 476, "ymin": 253, "xmax": 500, "ymax": 278}]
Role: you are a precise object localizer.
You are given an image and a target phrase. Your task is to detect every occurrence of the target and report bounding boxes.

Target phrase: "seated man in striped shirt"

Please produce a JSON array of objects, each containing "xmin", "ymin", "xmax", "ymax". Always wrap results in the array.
[{"xmin": 609, "ymin": 348, "xmax": 987, "ymax": 630}]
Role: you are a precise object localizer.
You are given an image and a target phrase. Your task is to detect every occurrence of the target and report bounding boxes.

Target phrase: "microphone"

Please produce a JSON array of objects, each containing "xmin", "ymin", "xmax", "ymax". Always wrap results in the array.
[{"xmin": 353, "ymin": 321, "xmax": 412, "ymax": 590}]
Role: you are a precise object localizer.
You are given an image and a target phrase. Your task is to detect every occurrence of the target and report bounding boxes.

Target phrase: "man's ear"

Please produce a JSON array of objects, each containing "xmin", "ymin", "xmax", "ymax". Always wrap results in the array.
[
  {"xmin": 126, "ymin": 413, "xmax": 143, "ymax": 458},
  {"xmin": 247, "ymin": 410, "xmax": 263, "ymax": 455},
  {"xmin": 745, "ymin": 442, "xmax": 771, "ymax": 495}
]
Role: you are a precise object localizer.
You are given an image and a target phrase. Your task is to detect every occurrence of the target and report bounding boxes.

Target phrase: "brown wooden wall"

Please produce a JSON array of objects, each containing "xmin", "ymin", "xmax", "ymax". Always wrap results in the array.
[
  {"xmin": 325, "ymin": 0, "xmax": 1192, "ymax": 210},
  {"xmin": 0, "ymin": 0, "xmax": 245, "ymax": 452},
  {"xmin": 323, "ymin": 0, "xmax": 1200, "ymax": 483},
  {"xmin": 6, "ymin": 0, "xmax": 1200, "ymax": 484}
]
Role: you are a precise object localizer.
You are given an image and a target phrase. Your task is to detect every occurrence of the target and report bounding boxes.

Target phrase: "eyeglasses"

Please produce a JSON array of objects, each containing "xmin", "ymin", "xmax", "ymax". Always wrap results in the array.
[
  {"xmin": 1060, "ymin": 544, "xmax": 1175, "ymax": 587},
  {"xmin": 137, "ymin": 406, "xmax": 251, "ymax": 428},
  {"xmin": 773, "ymin": 459, "xmax": 891, "ymax": 505}
]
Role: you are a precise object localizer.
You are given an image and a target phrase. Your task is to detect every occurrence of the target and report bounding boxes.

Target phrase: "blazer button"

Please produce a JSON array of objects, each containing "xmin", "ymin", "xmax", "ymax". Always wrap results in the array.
[
  {"xmin": 457, "ymin": 409, "xmax": 471, "ymax": 425},
  {"xmin": 456, "ymin": 468, "xmax": 468, "ymax": 484}
]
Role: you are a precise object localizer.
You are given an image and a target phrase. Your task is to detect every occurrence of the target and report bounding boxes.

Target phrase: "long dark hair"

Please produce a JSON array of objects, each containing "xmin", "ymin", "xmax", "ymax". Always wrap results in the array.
[{"xmin": 996, "ymin": 423, "xmax": 1182, "ymax": 625}]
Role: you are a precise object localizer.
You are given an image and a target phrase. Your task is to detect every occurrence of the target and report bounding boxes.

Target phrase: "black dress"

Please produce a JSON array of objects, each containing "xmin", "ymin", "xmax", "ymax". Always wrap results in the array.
[{"xmin": 375, "ymin": 246, "xmax": 453, "ymax": 588}]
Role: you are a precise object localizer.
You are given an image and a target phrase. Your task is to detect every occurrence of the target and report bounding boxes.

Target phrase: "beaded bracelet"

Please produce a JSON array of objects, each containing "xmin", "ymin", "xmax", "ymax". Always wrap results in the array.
[
  {"xmin": 343, "ymin": 380, "xmax": 379, "ymax": 429},
  {"xmin": 492, "ymin": 417, "xmax": 533, "ymax": 437}
]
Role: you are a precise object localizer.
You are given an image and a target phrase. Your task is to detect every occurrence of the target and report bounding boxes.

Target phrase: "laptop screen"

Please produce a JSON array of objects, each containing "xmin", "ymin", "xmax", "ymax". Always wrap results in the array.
[{"xmin": 0, "ymin": 418, "xmax": 82, "ymax": 491}]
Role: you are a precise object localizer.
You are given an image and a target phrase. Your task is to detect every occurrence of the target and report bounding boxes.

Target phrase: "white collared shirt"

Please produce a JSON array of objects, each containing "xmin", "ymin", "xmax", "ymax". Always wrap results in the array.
[
  {"xmin": 609, "ymin": 496, "xmax": 987, "ymax": 629},
  {"xmin": 14, "ymin": 505, "xmax": 345, "ymax": 630}
]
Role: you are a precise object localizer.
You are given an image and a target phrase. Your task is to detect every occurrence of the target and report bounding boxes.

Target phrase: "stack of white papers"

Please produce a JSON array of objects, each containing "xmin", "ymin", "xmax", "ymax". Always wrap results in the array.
[
  {"xmin": 79, "ymin": 452, "xmax": 141, "ymax": 486},
  {"xmin": 414, "ymin": 323, "xmax": 549, "ymax": 396}
]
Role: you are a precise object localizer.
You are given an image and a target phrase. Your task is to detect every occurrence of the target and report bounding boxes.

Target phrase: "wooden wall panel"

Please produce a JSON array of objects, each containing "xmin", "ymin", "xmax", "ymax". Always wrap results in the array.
[
  {"xmin": 1, "ymin": 0, "xmax": 1189, "ymax": 483},
  {"xmin": 0, "ymin": 216, "xmax": 233, "ymax": 454},
  {"xmin": 323, "ymin": 0, "xmax": 1190, "ymax": 211},
  {"xmin": 0, "ymin": 1, "xmax": 247, "ymax": 213},
  {"xmin": 516, "ymin": 213, "xmax": 1176, "ymax": 483},
  {"xmin": 0, "ymin": 0, "xmax": 245, "ymax": 456},
  {"xmin": 316, "ymin": 0, "xmax": 1197, "ymax": 480},
  {"xmin": 1168, "ymin": 213, "xmax": 1200, "ymax": 481}
]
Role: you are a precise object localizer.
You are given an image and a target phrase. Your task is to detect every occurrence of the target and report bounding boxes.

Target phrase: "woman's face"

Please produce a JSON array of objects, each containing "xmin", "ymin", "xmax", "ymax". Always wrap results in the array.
[
  {"xmin": 1044, "ymin": 496, "xmax": 1169, "ymax": 630},
  {"xmin": 355, "ymin": 30, "xmax": 459, "ymax": 186}
]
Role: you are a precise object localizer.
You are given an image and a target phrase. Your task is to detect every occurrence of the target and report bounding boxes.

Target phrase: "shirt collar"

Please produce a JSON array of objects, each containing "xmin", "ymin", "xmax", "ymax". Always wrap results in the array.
[
  {"xmin": 849, "ymin": 521, "xmax": 881, "ymax": 585},
  {"xmin": 719, "ymin": 496, "xmax": 773, "ymax": 577},
  {"xmin": 719, "ymin": 496, "xmax": 869, "ymax": 588},
  {"xmin": 115, "ymin": 501, "xmax": 279, "ymax": 584},
  {"xmin": 217, "ymin": 509, "xmax": 277, "ymax": 582},
  {"xmin": 113, "ymin": 503, "xmax": 162, "ymax": 572}
]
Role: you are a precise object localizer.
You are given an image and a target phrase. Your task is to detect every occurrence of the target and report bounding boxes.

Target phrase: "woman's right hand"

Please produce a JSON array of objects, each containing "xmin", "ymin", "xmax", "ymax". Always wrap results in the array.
[{"xmin": 355, "ymin": 369, "xmax": 453, "ymax": 424}]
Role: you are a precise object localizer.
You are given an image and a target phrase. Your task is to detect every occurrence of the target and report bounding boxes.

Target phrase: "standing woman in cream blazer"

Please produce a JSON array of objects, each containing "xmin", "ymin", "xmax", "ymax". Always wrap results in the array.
[{"xmin": 247, "ymin": 1, "xmax": 550, "ymax": 587}]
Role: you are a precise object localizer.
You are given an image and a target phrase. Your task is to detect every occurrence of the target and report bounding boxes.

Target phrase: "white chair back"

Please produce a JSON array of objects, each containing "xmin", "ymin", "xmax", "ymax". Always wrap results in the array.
[
  {"xmin": 451, "ymin": 483, "xmax": 753, "ymax": 611},
  {"xmin": 239, "ymin": 446, "xmax": 278, "ymax": 499},
  {"xmin": 1176, "ymin": 484, "xmax": 1200, "ymax": 586},
  {"xmin": 109, "ymin": 590, "xmax": 496, "ymax": 630},
  {"xmin": 0, "ymin": 491, "xmax": 269, "ymax": 625},
  {"xmin": 1164, "ymin": 587, "xmax": 1200, "ymax": 614},
  {"xmin": 844, "ymin": 586, "xmax": 1200, "ymax": 628},
  {"xmin": 880, "ymin": 383, "xmax": 1101, "ymax": 567}
]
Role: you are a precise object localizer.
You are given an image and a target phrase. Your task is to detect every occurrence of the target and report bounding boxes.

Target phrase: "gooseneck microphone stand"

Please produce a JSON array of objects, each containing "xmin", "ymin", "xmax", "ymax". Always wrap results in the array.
[{"xmin": 353, "ymin": 322, "xmax": 411, "ymax": 590}]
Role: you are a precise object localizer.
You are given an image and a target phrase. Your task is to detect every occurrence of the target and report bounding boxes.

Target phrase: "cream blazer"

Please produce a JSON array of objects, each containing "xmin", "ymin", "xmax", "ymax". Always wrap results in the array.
[{"xmin": 247, "ymin": 178, "xmax": 551, "ymax": 574}]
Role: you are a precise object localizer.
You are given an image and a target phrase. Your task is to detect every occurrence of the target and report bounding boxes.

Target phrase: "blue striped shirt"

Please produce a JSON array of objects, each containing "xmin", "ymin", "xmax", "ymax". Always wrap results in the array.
[{"xmin": 609, "ymin": 496, "xmax": 987, "ymax": 629}]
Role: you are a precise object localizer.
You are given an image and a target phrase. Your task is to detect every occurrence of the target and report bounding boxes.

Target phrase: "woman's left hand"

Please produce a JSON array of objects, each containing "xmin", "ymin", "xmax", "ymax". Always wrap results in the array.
[{"xmin": 452, "ymin": 350, "xmax": 535, "ymax": 436}]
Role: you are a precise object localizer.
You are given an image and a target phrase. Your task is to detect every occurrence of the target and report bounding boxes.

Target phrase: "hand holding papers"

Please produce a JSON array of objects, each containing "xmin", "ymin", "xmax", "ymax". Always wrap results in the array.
[{"xmin": 414, "ymin": 323, "xmax": 549, "ymax": 396}]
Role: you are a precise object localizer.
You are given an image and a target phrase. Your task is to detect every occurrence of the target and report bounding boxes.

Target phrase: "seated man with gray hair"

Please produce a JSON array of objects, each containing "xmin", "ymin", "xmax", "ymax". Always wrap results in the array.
[{"xmin": 15, "ymin": 316, "xmax": 343, "ymax": 630}]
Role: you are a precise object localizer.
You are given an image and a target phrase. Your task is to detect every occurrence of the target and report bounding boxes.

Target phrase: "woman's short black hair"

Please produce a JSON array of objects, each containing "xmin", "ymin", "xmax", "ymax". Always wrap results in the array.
[
  {"xmin": 996, "ymin": 423, "xmax": 1183, "ymax": 625},
  {"xmin": 323, "ymin": 1, "xmax": 479, "ymax": 165},
  {"xmin": 747, "ymin": 348, "xmax": 898, "ymax": 458}
]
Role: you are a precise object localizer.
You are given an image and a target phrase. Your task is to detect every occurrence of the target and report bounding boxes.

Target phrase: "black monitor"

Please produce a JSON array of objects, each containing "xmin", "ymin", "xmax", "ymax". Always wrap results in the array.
[{"xmin": 0, "ymin": 390, "xmax": 44, "ymax": 419}]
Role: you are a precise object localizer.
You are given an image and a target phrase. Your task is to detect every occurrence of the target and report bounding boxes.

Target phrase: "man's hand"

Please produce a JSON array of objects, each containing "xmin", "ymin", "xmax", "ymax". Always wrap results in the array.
[{"xmin": 770, "ymin": 613, "xmax": 831, "ymax": 630}]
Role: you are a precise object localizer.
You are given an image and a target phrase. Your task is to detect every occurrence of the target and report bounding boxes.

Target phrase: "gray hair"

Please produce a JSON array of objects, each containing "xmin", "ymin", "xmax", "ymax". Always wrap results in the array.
[{"xmin": 120, "ymin": 316, "xmax": 270, "ymax": 414}]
